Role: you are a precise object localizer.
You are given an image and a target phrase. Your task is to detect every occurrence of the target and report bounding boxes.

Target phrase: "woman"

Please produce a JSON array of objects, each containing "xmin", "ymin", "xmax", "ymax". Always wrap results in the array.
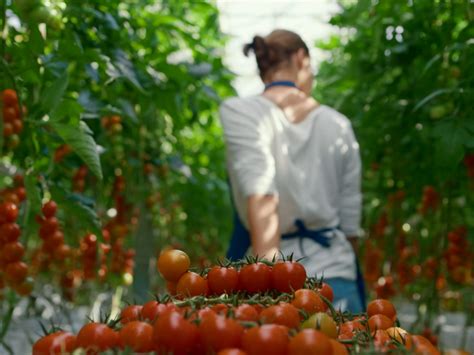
[{"xmin": 219, "ymin": 29, "xmax": 364, "ymax": 312}]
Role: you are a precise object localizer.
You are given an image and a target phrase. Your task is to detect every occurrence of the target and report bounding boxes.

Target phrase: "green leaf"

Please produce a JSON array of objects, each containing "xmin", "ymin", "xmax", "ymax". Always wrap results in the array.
[
  {"xmin": 41, "ymin": 70, "xmax": 69, "ymax": 113},
  {"xmin": 51, "ymin": 121, "xmax": 103, "ymax": 180},
  {"xmin": 24, "ymin": 172, "xmax": 42, "ymax": 216},
  {"xmin": 49, "ymin": 185, "xmax": 102, "ymax": 237}
]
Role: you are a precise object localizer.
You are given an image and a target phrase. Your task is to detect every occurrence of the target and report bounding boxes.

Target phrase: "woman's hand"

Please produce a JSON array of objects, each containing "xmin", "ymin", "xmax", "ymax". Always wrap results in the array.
[{"xmin": 247, "ymin": 194, "xmax": 280, "ymax": 260}]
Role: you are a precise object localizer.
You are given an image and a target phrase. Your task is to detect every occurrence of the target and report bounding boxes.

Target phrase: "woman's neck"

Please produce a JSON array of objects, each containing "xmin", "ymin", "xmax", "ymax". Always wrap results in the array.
[{"xmin": 265, "ymin": 70, "xmax": 298, "ymax": 85}]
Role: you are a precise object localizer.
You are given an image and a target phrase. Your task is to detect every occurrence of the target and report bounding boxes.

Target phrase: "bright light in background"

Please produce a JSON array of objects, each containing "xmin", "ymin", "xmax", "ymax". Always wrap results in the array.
[{"xmin": 217, "ymin": 0, "xmax": 341, "ymax": 97}]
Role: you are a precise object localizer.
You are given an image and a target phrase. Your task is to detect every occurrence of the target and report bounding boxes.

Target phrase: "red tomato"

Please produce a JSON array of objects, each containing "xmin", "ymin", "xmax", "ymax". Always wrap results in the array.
[
  {"xmin": 32, "ymin": 331, "xmax": 76, "ymax": 355},
  {"xmin": 5, "ymin": 261, "xmax": 28, "ymax": 284},
  {"xmin": 176, "ymin": 271, "xmax": 209, "ymax": 297},
  {"xmin": 242, "ymin": 324, "xmax": 289, "ymax": 355},
  {"xmin": 42, "ymin": 201, "xmax": 57, "ymax": 218},
  {"xmin": 259, "ymin": 303, "xmax": 300, "ymax": 329},
  {"xmin": 217, "ymin": 349, "xmax": 248, "ymax": 355},
  {"xmin": 0, "ymin": 202, "xmax": 19, "ymax": 223},
  {"xmin": 239, "ymin": 263, "xmax": 272, "ymax": 294},
  {"xmin": 368, "ymin": 314, "xmax": 394, "ymax": 332},
  {"xmin": 153, "ymin": 310, "xmax": 199, "ymax": 354},
  {"xmin": 198, "ymin": 313, "xmax": 244, "ymax": 352},
  {"xmin": 119, "ymin": 321, "xmax": 154, "ymax": 353},
  {"xmin": 330, "ymin": 338, "xmax": 349, "ymax": 355},
  {"xmin": 75, "ymin": 323, "xmax": 118, "ymax": 352},
  {"xmin": 208, "ymin": 266, "xmax": 239, "ymax": 294},
  {"xmin": 1, "ymin": 242, "xmax": 25, "ymax": 263},
  {"xmin": 157, "ymin": 249, "xmax": 190, "ymax": 282},
  {"xmin": 0, "ymin": 223, "xmax": 21, "ymax": 243},
  {"xmin": 367, "ymin": 299, "xmax": 397, "ymax": 321},
  {"xmin": 39, "ymin": 217, "xmax": 59, "ymax": 238},
  {"xmin": 339, "ymin": 320, "xmax": 365, "ymax": 335},
  {"xmin": 288, "ymin": 329, "xmax": 332, "ymax": 355},
  {"xmin": 2, "ymin": 89, "xmax": 18, "ymax": 107},
  {"xmin": 3, "ymin": 122, "xmax": 13, "ymax": 136},
  {"xmin": 271, "ymin": 261, "xmax": 306, "ymax": 293},
  {"xmin": 234, "ymin": 304, "xmax": 259, "ymax": 322},
  {"xmin": 2, "ymin": 106, "xmax": 17, "ymax": 122},
  {"xmin": 12, "ymin": 119, "xmax": 23, "ymax": 134},
  {"xmin": 318, "ymin": 282, "xmax": 334, "ymax": 303},
  {"xmin": 120, "ymin": 304, "xmax": 143, "ymax": 324},
  {"xmin": 291, "ymin": 289, "xmax": 327, "ymax": 315}
]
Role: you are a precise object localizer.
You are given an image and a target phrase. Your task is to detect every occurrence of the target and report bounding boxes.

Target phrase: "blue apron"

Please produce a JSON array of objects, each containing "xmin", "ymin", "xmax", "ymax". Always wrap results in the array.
[{"xmin": 226, "ymin": 207, "xmax": 366, "ymax": 309}]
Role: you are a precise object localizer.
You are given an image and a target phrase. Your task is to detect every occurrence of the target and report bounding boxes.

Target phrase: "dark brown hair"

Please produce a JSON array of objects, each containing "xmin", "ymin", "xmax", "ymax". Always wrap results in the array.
[{"xmin": 243, "ymin": 29, "xmax": 310, "ymax": 80}]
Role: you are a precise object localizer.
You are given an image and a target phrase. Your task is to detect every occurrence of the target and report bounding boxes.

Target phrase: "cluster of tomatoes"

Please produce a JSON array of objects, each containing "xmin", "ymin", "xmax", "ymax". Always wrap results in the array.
[
  {"xmin": 2, "ymin": 89, "xmax": 25, "ymax": 150},
  {"xmin": 0, "ymin": 201, "xmax": 32, "ymax": 296},
  {"xmin": 419, "ymin": 185, "xmax": 440, "ymax": 215},
  {"xmin": 32, "ymin": 249, "xmax": 444, "ymax": 355},
  {"xmin": 72, "ymin": 165, "xmax": 88, "ymax": 193},
  {"xmin": 443, "ymin": 226, "xmax": 472, "ymax": 285},
  {"xmin": 53, "ymin": 144, "xmax": 72, "ymax": 162}
]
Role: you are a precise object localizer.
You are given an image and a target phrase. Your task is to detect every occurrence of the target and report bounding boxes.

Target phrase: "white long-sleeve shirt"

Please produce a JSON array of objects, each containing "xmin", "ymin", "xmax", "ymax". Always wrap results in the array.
[{"xmin": 219, "ymin": 95, "xmax": 362, "ymax": 280}]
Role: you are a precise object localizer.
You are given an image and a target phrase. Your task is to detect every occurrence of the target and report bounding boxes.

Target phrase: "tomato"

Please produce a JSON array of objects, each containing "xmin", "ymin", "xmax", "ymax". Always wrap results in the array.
[
  {"xmin": 198, "ymin": 313, "xmax": 244, "ymax": 352},
  {"xmin": 339, "ymin": 320, "xmax": 365, "ymax": 335},
  {"xmin": 373, "ymin": 329, "xmax": 392, "ymax": 352},
  {"xmin": 217, "ymin": 349, "xmax": 248, "ymax": 355},
  {"xmin": 13, "ymin": 280, "xmax": 33, "ymax": 296},
  {"xmin": 301, "ymin": 312, "xmax": 337, "ymax": 338},
  {"xmin": 239, "ymin": 262, "xmax": 272, "ymax": 294},
  {"xmin": 234, "ymin": 304, "xmax": 259, "ymax": 322},
  {"xmin": 0, "ymin": 223, "xmax": 21, "ymax": 243},
  {"xmin": 242, "ymin": 324, "xmax": 289, "ymax": 355},
  {"xmin": 411, "ymin": 335, "xmax": 440, "ymax": 355},
  {"xmin": 157, "ymin": 249, "xmax": 190, "ymax": 282},
  {"xmin": 386, "ymin": 327, "xmax": 412, "ymax": 349},
  {"xmin": 288, "ymin": 329, "xmax": 332, "ymax": 355},
  {"xmin": 39, "ymin": 217, "xmax": 59, "ymax": 238},
  {"xmin": 2, "ymin": 106, "xmax": 17, "ymax": 122},
  {"xmin": 44, "ymin": 231, "xmax": 65, "ymax": 251},
  {"xmin": 75, "ymin": 323, "xmax": 118, "ymax": 352},
  {"xmin": 0, "ymin": 202, "xmax": 19, "ymax": 223},
  {"xmin": 211, "ymin": 303, "xmax": 229, "ymax": 315},
  {"xmin": 141, "ymin": 300, "xmax": 160, "ymax": 321},
  {"xmin": 154, "ymin": 310, "xmax": 199, "ymax": 354},
  {"xmin": 53, "ymin": 244, "xmax": 71, "ymax": 261},
  {"xmin": 5, "ymin": 261, "xmax": 28, "ymax": 284},
  {"xmin": 166, "ymin": 280, "xmax": 177, "ymax": 295},
  {"xmin": 291, "ymin": 289, "xmax": 326, "ymax": 315},
  {"xmin": 208, "ymin": 266, "xmax": 239, "ymax": 295},
  {"xmin": 3, "ymin": 122, "xmax": 13, "ymax": 136},
  {"xmin": 259, "ymin": 303, "xmax": 300, "ymax": 329},
  {"xmin": 176, "ymin": 271, "xmax": 209, "ymax": 297},
  {"xmin": 271, "ymin": 261, "xmax": 306, "ymax": 293},
  {"xmin": 42, "ymin": 201, "xmax": 57, "ymax": 218},
  {"xmin": 1, "ymin": 242, "xmax": 25, "ymax": 263},
  {"xmin": 120, "ymin": 304, "xmax": 143, "ymax": 324},
  {"xmin": 15, "ymin": 187, "xmax": 27, "ymax": 201},
  {"xmin": 367, "ymin": 299, "xmax": 397, "ymax": 321},
  {"xmin": 119, "ymin": 321, "xmax": 154, "ymax": 353},
  {"xmin": 32, "ymin": 331, "xmax": 76, "ymax": 355},
  {"xmin": 368, "ymin": 314, "xmax": 394, "ymax": 332},
  {"xmin": 2, "ymin": 89, "xmax": 18, "ymax": 106},
  {"xmin": 12, "ymin": 119, "xmax": 23, "ymax": 134},
  {"xmin": 318, "ymin": 282, "xmax": 334, "ymax": 303},
  {"xmin": 329, "ymin": 338, "xmax": 349, "ymax": 355}
]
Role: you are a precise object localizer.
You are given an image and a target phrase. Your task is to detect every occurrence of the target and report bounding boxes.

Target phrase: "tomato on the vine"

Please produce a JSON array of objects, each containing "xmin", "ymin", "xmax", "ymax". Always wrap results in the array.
[
  {"xmin": 288, "ymin": 329, "xmax": 332, "ymax": 355},
  {"xmin": 259, "ymin": 303, "xmax": 300, "ymax": 329},
  {"xmin": 208, "ymin": 266, "xmax": 239, "ymax": 294},
  {"xmin": 234, "ymin": 304, "xmax": 259, "ymax": 322},
  {"xmin": 157, "ymin": 249, "xmax": 190, "ymax": 282},
  {"xmin": 0, "ymin": 242, "xmax": 25, "ymax": 263},
  {"xmin": 42, "ymin": 201, "xmax": 57, "ymax": 218},
  {"xmin": 119, "ymin": 321, "xmax": 154, "ymax": 353},
  {"xmin": 271, "ymin": 261, "xmax": 306, "ymax": 293},
  {"xmin": 239, "ymin": 262, "xmax": 272, "ymax": 293},
  {"xmin": 318, "ymin": 282, "xmax": 334, "ymax": 303},
  {"xmin": 330, "ymin": 338, "xmax": 349, "ymax": 355},
  {"xmin": 176, "ymin": 271, "xmax": 209, "ymax": 297},
  {"xmin": 0, "ymin": 202, "xmax": 19, "ymax": 223},
  {"xmin": 301, "ymin": 312, "xmax": 337, "ymax": 338},
  {"xmin": 75, "ymin": 323, "xmax": 118, "ymax": 352},
  {"xmin": 153, "ymin": 310, "xmax": 199, "ymax": 354},
  {"xmin": 368, "ymin": 314, "xmax": 394, "ymax": 332},
  {"xmin": 198, "ymin": 313, "xmax": 244, "ymax": 352},
  {"xmin": 0, "ymin": 223, "xmax": 21, "ymax": 243},
  {"xmin": 32, "ymin": 331, "xmax": 76, "ymax": 355},
  {"xmin": 2, "ymin": 89, "xmax": 18, "ymax": 106},
  {"xmin": 242, "ymin": 324, "xmax": 289, "ymax": 355},
  {"xmin": 4, "ymin": 261, "xmax": 28, "ymax": 284},
  {"xmin": 367, "ymin": 299, "xmax": 397, "ymax": 321},
  {"xmin": 120, "ymin": 304, "xmax": 143, "ymax": 324},
  {"xmin": 291, "ymin": 289, "xmax": 327, "ymax": 315}
]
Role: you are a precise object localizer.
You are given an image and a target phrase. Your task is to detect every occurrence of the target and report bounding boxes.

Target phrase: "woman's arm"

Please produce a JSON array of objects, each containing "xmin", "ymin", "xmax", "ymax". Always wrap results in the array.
[{"xmin": 247, "ymin": 194, "xmax": 280, "ymax": 260}]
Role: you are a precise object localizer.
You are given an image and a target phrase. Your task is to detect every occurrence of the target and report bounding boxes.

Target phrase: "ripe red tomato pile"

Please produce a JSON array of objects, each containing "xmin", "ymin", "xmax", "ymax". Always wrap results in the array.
[
  {"xmin": 0, "ymin": 201, "xmax": 32, "ymax": 296},
  {"xmin": 32, "ymin": 249, "xmax": 445, "ymax": 355},
  {"xmin": 2, "ymin": 89, "xmax": 25, "ymax": 150}
]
